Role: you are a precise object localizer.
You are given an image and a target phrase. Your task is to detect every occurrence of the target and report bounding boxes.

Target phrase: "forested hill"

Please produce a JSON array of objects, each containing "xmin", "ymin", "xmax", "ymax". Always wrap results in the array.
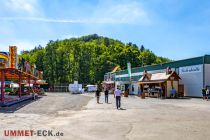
[{"xmin": 20, "ymin": 34, "xmax": 171, "ymax": 85}]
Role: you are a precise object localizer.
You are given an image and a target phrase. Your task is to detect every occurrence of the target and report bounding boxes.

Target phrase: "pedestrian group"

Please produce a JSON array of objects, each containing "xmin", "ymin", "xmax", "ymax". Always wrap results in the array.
[
  {"xmin": 96, "ymin": 86, "xmax": 210, "ymax": 110},
  {"xmin": 95, "ymin": 87, "xmax": 123, "ymax": 110}
]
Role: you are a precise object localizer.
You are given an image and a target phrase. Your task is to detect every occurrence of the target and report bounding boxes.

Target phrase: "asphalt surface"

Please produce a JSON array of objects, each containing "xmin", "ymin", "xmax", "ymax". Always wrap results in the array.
[
  {"xmin": 0, "ymin": 93, "xmax": 210, "ymax": 140},
  {"xmin": 0, "ymin": 93, "xmax": 92, "ymax": 114}
]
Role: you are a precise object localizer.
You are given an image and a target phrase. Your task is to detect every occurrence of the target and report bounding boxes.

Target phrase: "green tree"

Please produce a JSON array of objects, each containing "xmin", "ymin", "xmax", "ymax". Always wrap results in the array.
[{"xmin": 19, "ymin": 34, "xmax": 171, "ymax": 85}]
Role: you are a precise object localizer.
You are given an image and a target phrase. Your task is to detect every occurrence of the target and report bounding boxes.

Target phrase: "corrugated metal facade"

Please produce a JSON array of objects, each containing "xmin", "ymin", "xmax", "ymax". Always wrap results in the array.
[{"xmin": 105, "ymin": 55, "xmax": 210, "ymax": 97}]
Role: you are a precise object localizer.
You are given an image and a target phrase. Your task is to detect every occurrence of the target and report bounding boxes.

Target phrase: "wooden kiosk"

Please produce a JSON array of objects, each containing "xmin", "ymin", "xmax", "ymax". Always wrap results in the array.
[{"xmin": 137, "ymin": 68, "xmax": 181, "ymax": 98}]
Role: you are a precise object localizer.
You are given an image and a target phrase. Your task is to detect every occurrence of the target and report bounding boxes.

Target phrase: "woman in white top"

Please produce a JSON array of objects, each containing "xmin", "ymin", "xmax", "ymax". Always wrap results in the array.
[{"xmin": 206, "ymin": 88, "xmax": 209, "ymax": 101}]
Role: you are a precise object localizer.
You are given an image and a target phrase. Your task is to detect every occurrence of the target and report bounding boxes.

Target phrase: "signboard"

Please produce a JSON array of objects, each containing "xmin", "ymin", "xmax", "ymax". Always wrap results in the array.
[
  {"xmin": 0, "ymin": 52, "xmax": 9, "ymax": 61},
  {"xmin": 127, "ymin": 62, "xmax": 131, "ymax": 78},
  {"xmin": 9, "ymin": 46, "xmax": 17, "ymax": 68},
  {"xmin": 179, "ymin": 65, "xmax": 202, "ymax": 74},
  {"xmin": 4, "ymin": 81, "xmax": 12, "ymax": 85}
]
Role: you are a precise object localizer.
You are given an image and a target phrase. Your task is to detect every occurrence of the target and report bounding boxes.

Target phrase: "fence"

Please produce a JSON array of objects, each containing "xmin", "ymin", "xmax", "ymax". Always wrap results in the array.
[{"xmin": 50, "ymin": 83, "xmax": 69, "ymax": 92}]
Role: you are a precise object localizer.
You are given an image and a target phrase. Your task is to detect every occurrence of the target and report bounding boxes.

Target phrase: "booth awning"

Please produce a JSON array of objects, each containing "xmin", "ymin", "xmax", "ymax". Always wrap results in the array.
[
  {"xmin": 137, "ymin": 80, "xmax": 165, "ymax": 84},
  {"xmin": 102, "ymin": 81, "xmax": 115, "ymax": 84},
  {"xmin": 138, "ymin": 71, "xmax": 181, "ymax": 82}
]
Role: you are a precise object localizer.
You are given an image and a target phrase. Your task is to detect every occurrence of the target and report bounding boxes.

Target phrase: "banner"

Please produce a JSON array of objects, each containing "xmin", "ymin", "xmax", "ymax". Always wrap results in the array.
[
  {"xmin": 127, "ymin": 62, "xmax": 131, "ymax": 78},
  {"xmin": 9, "ymin": 46, "xmax": 17, "ymax": 68}
]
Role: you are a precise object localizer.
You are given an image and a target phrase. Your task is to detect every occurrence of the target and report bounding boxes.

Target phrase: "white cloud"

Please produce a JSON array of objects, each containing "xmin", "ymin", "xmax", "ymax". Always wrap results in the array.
[
  {"xmin": 0, "ymin": 0, "xmax": 150, "ymax": 26},
  {"xmin": 0, "ymin": 1, "xmax": 150, "ymax": 25},
  {"xmin": 0, "ymin": 15, "xmax": 149, "ymax": 25},
  {"xmin": 97, "ymin": 2, "xmax": 150, "ymax": 24},
  {"xmin": 60, "ymin": 34, "xmax": 78, "ymax": 40},
  {"xmin": 0, "ymin": 17, "xmax": 83, "ymax": 23},
  {"xmin": 90, "ymin": 1, "xmax": 150, "ymax": 25},
  {"xmin": 15, "ymin": 41, "xmax": 36, "ymax": 53},
  {"xmin": 4, "ymin": 0, "xmax": 39, "ymax": 15}
]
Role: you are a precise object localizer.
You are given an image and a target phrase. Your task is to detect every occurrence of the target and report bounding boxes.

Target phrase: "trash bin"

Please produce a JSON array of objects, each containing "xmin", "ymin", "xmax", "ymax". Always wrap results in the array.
[
  {"xmin": 141, "ymin": 92, "xmax": 145, "ymax": 99},
  {"xmin": 124, "ymin": 91, "xmax": 128, "ymax": 97}
]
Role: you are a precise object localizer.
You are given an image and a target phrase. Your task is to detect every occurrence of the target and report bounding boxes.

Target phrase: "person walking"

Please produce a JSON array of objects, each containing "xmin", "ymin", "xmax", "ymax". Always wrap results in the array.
[
  {"xmin": 206, "ymin": 88, "xmax": 209, "ymax": 101},
  {"xmin": 138, "ymin": 87, "xmax": 141, "ymax": 97},
  {"xmin": 104, "ymin": 88, "xmax": 109, "ymax": 103},
  {"xmin": 114, "ymin": 87, "xmax": 123, "ymax": 109},
  {"xmin": 170, "ymin": 87, "xmax": 176, "ymax": 98},
  {"xmin": 202, "ymin": 88, "xmax": 206, "ymax": 100},
  {"xmin": 95, "ymin": 89, "xmax": 100, "ymax": 104},
  {"xmin": 159, "ymin": 88, "xmax": 163, "ymax": 99}
]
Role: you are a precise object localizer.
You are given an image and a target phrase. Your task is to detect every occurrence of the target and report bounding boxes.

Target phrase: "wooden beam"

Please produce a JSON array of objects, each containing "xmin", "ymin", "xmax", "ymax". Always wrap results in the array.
[
  {"xmin": 1, "ymin": 70, "xmax": 5, "ymax": 102},
  {"xmin": 19, "ymin": 73, "xmax": 22, "ymax": 98}
]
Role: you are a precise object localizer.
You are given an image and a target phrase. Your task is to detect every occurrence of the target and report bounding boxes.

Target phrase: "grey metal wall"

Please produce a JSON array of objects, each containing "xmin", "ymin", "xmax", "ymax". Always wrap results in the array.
[
  {"xmin": 205, "ymin": 64, "xmax": 210, "ymax": 87},
  {"xmin": 179, "ymin": 64, "xmax": 203, "ymax": 97}
]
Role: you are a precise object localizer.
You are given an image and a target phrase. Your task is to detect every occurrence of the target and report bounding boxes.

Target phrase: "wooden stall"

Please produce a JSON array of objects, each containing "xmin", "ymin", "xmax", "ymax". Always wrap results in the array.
[
  {"xmin": 102, "ymin": 81, "xmax": 115, "ymax": 92},
  {"xmin": 137, "ymin": 68, "xmax": 181, "ymax": 98}
]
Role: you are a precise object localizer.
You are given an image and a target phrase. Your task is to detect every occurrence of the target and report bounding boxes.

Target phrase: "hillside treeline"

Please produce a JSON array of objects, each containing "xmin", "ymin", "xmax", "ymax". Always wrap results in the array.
[{"xmin": 20, "ymin": 34, "xmax": 171, "ymax": 85}]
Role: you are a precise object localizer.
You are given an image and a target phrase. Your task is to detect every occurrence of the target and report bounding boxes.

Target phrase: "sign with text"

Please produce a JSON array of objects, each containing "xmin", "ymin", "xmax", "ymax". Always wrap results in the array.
[
  {"xmin": 179, "ymin": 65, "xmax": 202, "ymax": 74},
  {"xmin": 9, "ymin": 46, "xmax": 17, "ymax": 68}
]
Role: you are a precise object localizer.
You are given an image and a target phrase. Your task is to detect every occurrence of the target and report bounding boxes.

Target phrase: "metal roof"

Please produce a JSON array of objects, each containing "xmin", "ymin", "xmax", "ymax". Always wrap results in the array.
[
  {"xmin": 0, "ymin": 68, "xmax": 39, "ymax": 81},
  {"xmin": 115, "ymin": 55, "xmax": 210, "ymax": 76},
  {"xmin": 138, "ymin": 71, "xmax": 181, "ymax": 82}
]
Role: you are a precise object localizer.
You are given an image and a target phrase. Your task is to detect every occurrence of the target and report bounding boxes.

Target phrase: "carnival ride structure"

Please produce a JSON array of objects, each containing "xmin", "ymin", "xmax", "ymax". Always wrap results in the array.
[{"xmin": 0, "ymin": 46, "xmax": 47, "ymax": 106}]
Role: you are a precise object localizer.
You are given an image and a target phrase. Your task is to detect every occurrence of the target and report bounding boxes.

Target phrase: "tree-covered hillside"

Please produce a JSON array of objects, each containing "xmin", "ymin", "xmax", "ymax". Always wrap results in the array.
[{"xmin": 20, "ymin": 34, "xmax": 171, "ymax": 85}]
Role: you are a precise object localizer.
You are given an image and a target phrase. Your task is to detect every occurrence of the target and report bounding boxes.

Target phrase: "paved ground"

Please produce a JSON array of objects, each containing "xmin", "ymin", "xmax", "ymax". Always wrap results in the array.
[
  {"xmin": 0, "ymin": 93, "xmax": 92, "ymax": 114},
  {"xmin": 0, "ymin": 93, "xmax": 210, "ymax": 140}
]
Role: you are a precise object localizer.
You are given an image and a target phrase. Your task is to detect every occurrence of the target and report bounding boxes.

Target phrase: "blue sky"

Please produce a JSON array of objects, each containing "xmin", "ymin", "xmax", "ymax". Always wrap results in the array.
[{"xmin": 0, "ymin": 0, "xmax": 210, "ymax": 60}]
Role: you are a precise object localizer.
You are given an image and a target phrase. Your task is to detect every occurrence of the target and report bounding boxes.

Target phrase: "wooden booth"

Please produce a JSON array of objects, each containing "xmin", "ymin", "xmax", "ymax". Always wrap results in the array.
[
  {"xmin": 102, "ymin": 81, "xmax": 115, "ymax": 91},
  {"xmin": 137, "ymin": 68, "xmax": 181, "ymax": 98}
]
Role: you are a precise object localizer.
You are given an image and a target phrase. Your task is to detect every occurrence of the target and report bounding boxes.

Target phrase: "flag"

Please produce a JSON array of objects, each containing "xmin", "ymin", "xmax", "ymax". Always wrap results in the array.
[{"xmin": 127, "ymin": 62, "xmax": 131, "ymax": 78}]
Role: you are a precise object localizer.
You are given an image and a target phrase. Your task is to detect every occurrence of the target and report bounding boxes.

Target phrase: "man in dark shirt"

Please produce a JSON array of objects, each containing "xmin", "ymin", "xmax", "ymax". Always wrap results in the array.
[
  {"xmin": 104, "ymin": 89, "xmax": 109, "ymax": 103},
  {"xmin": 95, "ymin": 89, "xmax": 100, "ymax": 103}
]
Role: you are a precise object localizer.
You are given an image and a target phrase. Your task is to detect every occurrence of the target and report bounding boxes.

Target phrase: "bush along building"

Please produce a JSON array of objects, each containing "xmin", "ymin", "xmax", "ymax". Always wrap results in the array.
[{"xmin": 103, "ymin": 55, "xmax": 210, "ymax": 97}]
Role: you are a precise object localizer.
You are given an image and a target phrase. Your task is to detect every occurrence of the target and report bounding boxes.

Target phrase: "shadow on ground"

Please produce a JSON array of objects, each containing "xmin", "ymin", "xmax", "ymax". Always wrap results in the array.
[
  {"xmin": 165, "ymin": 97, "xmax": 192, "ymax": 100},
  {"xmin": 0, "ymin": 97, "xmax": 41, "ymax": 113}
]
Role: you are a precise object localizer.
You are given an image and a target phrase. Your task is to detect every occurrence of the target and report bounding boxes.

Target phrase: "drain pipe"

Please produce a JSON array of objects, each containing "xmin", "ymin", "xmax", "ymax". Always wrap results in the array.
[{"xmin": 203, "ymin": 55, "xmax": 205, "ymax": 88}]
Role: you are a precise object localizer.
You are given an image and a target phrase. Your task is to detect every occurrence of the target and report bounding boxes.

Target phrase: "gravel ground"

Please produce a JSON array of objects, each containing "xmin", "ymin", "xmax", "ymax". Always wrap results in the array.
[
  {"xmin": 1, "ymin": 93, "xmax": 210, "ymax": 140},
  {"xmin": 0, "ymin": 93, "xmax": 92, "ymax": 115}
]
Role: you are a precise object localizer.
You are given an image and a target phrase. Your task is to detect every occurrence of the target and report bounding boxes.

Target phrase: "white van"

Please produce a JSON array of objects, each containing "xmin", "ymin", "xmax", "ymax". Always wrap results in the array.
[{"xmin": 86, "ymin": 85, "xmax": 97, "ymax": 92}]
